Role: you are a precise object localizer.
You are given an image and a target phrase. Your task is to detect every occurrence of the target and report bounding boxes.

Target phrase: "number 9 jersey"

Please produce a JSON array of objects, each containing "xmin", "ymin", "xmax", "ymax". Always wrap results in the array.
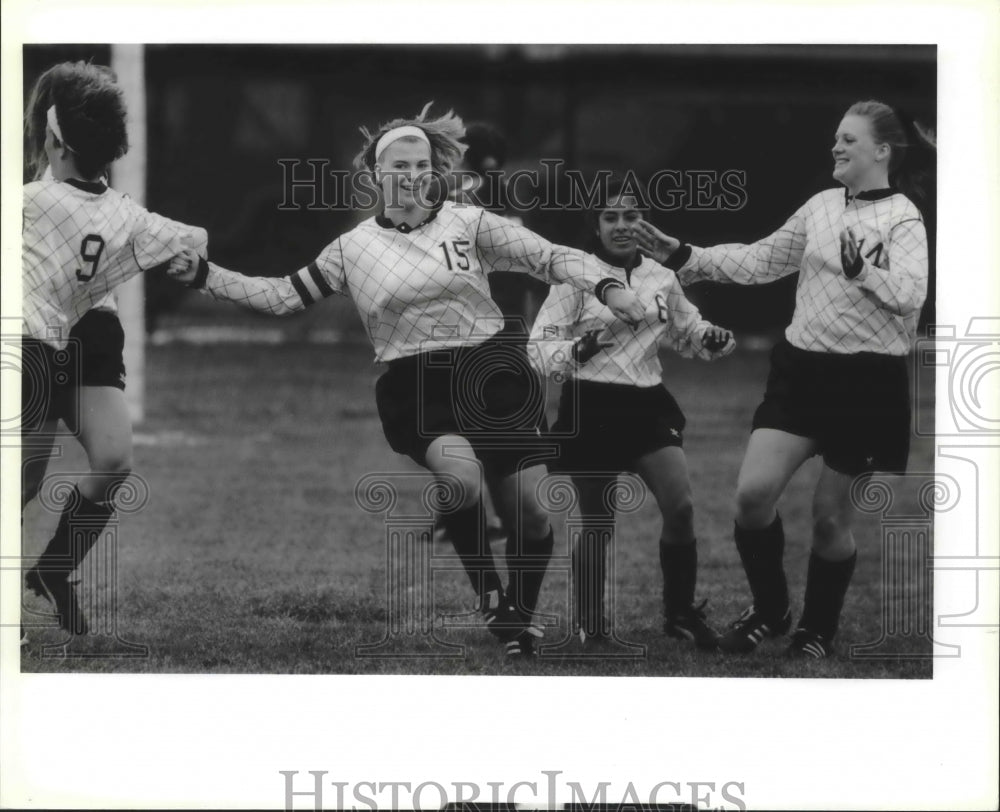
[{"xmin": 22, "ymin": 177, "xmax": 207, "ymax": 348}]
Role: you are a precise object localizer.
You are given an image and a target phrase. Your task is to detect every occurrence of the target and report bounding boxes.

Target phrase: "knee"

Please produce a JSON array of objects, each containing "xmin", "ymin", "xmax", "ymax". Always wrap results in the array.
[
  {"xmin": 812, "ymin": 511, "xmax": 849, "ymax": 551},
  {"xmin": 449, "ymin": 470, "xmax": 482, "ymax": 510},
  {"xmin": 735, "ymin": 479, "xmax": 777, "ymax": 526},
  {"xmin": 88, "ymin": 444, "xmax": 133, "ymax": 476},
  {"xmin": 663, "ymin": 496, "xmax": 694, "ymax": 539},
  {"xmin": 518, "ymin": 493, "xmax": 552, "ymax": 539}
]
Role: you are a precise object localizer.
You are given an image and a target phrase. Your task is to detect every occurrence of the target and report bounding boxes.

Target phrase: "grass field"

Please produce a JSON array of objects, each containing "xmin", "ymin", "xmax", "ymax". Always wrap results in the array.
[{"xmin": 20, "ymin": 337, "xmax": 935, "ymax": 677}]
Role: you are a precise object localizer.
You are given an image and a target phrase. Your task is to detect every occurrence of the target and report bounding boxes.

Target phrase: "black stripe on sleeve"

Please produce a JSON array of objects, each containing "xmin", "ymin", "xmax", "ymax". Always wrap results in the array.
[
  {"xmin": 290, "ymin": 271, "xmax": 315, "ymax": 305},
  {"xmin": 307, "ymin": 262, "xmax": 336, "ymax": 298},
  {"xmin": 665, "ymin": 244, "xmax": 693, "ymax": 271},
  {"xmin": 189, "ymin": 256, "xmax": 210, "ymax": 289},
  {"xmin": 889, "ymin": 217, "xmax": 925, "ymax": 232},
  {"xmin": 595, "ymin": 278, "xmax": 626, "ymax": 304}
]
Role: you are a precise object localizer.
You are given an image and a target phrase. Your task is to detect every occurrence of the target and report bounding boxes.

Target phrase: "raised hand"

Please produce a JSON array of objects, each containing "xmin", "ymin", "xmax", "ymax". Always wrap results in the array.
[
  {"xmin": 604, "ymin": 286, "xmax": 645, "ymax": 327},
  {"xmin": 839, "ymin": 227, "xmax": 863, "ymax": 278},
  {"xmin": 634, "ymin": 220, "xmax": 681, "ymax": 265},
  {"xmin": 573, "ymin": 328, "xmax": 614, "ymax": 365},
  {"xmin": 701, "ymin": 325, "xmax": 736, "ymax": 358}
]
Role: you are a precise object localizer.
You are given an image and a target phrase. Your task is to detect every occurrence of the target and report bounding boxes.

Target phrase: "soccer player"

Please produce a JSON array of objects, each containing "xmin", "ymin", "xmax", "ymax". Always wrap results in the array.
[
  {"xmin": 21, "ymin": 61, "xmax": 207, "ymax": 635},
  {"xmin": 634, "ymin": 100, "xmax": 935, "ymax": 658},
  {"xmin": 529, "ymin": 176, "xmax": 735, "ymax": 649},
  {"xmin": 167, "ymin": 103, "xmax": 645, "ymax": 657}
]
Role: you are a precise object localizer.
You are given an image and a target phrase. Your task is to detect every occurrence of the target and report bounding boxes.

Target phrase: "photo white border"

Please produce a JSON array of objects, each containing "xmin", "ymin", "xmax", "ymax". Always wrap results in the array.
[{"xmin": 2, "ymin": 2, "xmax": 998, "ymax": 809}]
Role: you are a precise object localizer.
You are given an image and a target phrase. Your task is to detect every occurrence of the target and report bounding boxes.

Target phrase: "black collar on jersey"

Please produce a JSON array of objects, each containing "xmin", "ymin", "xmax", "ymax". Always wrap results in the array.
[
  {"xmin": 844, "ymin": 187, "xmax": 896, "ymax": 204},
  {"xmin": 375, "ymin": 208, "xmax": 441, "ymax": 233},
  {"xmin": 593, "ymin": 244, "xmax": 642, "ymax": 284},
  {"xmin": 64, "ymin": 177, "xmax": 108, "ymax": 195}
]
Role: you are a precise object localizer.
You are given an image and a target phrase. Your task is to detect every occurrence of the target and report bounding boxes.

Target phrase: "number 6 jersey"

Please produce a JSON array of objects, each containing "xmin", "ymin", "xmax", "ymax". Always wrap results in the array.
[
  {"xmin": 22, "ymin": 178, "xmax": 207, "ymax": 348},
  {"xmin": 529, "ymin": 253, "xmax": 718, "ymax": 387}
]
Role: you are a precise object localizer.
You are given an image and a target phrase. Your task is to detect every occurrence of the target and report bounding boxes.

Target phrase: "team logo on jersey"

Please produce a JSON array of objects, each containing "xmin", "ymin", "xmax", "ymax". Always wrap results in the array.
[{"xmin": 855, "ymin": 238, "xmax": 885, "ymax": 269}]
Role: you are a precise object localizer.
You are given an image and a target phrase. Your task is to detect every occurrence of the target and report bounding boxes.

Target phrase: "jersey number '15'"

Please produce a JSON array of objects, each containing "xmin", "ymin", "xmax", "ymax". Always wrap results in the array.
[
  {"xmin": 439, "ymin": 240, "xmax": 471, "ymax": 271},
  {"xmin": 76, "ymin": 234, "xmax": 106, "ymax": 282}
]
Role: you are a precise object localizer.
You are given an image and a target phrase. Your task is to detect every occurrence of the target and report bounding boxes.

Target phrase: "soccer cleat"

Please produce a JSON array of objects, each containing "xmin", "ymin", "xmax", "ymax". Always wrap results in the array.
[
  {"xmin": 665, "ymin": 600, "xmax": 720, "ymax": 650},
  {"xmin": 480, "ymin": 590, "xmax": 524, "ymax": 643},
  {"xmin": 25, "ymin": 567, "xmax": 87, "ymax": 635},
  {"xmin": 505, "ymin": 624, "xmax": 543, "ymax": 658},
  {"xmin": 718, "ymin": 605, "xmax": 791, "ymax": 654},
  {"xmin": 785, "ymin": 628, "xmax": 833, "ymax": 659}
]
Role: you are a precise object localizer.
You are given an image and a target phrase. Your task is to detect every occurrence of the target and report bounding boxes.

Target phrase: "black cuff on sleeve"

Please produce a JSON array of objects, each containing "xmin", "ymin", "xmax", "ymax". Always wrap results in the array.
[
  {"xmin": 595, "ymin": 278, "xmax": 626, "ymax": 305},
  {"xmin": 664, "ymin": 244, "xmax": 693, "ymax": 271},
  {"xmin": 189, "ymin": 256, "xmax": 210, "ymax": 289}
]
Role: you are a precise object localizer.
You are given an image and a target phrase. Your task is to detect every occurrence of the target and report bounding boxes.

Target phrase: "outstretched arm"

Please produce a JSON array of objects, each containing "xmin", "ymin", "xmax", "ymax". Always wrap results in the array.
[
  {"xmin": 168, "ymin": 239, "xmax": 347, "ymax": 315},
  {"xmin": 474, "ymin": 209, "xmax": 644, "ymax": 326},
  {"xmin": 634, "ymin": 208, "xmax": 808, "ymax": 287}
]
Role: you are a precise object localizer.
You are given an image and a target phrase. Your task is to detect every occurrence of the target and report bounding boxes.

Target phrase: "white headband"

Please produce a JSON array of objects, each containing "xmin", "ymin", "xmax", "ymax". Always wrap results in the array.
[
  {"xmin": 46, "ymin": 105, "xmax": 76, "ymax": 152},
  {"xmin": 374, "ymin": 125, "xmax": 430, "ymax": 162}
]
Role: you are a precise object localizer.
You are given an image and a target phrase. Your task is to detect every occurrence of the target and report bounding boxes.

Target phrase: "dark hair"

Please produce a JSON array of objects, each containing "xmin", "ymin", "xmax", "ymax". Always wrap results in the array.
[
  {"xmin": 583, "ymin": 172, "xmax": 648, "ymax": 254},
  {"xmin": 461, "ymin": 122, "xmax": 508, "ymax": 174},
  {"xmin": 24, "ymin": 61, "xmax": 128, "ymax": 181},
  {"xmin": 846, "ymin": 100, "xmax": 936, "ymax": 211},
  {"xmin": 583, "ymin": 172, "xmax": 648, "ymax": 232}
]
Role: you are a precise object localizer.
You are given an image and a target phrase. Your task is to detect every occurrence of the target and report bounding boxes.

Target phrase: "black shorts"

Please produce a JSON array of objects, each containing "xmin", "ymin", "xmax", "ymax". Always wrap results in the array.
[
  {"xmin": 20, "ymin": 311, "xmax": 126, "ymax": 434},
  {"xmin": 752, "ymin": 338, "xmax": 911, "ymax": 476},
  {"xmin": 375, "ymin": 338, "xmax": 550, "ymax": 478},
  {"xmin": 551, "ymin": 380, "xmax": 686, "ymax": 474},
  {"xmin": 70, "ymin": 309, "xmax": 127, "ymax": 390}
]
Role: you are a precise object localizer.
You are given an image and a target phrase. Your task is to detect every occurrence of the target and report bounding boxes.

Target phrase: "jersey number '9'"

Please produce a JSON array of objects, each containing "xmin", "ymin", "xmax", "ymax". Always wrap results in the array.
[{"xmin": 76, "ymin": 234, "xmax": 106, "ymax": 282}]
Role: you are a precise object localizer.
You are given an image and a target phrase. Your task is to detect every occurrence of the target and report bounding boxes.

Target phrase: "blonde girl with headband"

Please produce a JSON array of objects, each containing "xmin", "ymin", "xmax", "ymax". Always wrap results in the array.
[{"xmin": 170, "ymin": 103, "xmax": 645, "ymax": 657}]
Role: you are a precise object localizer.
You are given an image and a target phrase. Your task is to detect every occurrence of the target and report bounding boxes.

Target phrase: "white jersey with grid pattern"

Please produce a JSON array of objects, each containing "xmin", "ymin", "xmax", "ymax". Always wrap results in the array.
[
  {"xmin": 23, "ymin": 179, "xmax": 207, "ymax": 348},
  {"xmin": 529, "ymin": 254, "xmax": 717, "ymax": 387},
  {"xmin": 674, "ymin": 188, "xmax": 927, "ymax": 356},
  {"xmin": 40, "ymin": 167, "xmax": 117, "ymax": 315},
  {"xmin": 199, "ymin": 201, "xmax": 624, "ymax": 362}
]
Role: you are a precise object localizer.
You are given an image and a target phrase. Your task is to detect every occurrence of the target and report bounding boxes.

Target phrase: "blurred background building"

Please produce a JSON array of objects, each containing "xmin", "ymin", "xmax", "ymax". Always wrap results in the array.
[{"xmin": 23, "ymin": 43, "xmax": 936, "ymax": 341}]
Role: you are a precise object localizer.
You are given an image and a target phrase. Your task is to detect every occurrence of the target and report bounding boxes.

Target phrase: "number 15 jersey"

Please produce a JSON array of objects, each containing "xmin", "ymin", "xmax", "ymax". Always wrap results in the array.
[{"xmin": 22, "ymin": 178, "xmax": 207, "ymax": 348}]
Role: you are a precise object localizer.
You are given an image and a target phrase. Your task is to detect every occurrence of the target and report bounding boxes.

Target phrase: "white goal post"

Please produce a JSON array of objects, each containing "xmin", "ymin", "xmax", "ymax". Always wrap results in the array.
[{"xmin": 111, "ymin": 44, "xmax": 146, "ymax": 423}]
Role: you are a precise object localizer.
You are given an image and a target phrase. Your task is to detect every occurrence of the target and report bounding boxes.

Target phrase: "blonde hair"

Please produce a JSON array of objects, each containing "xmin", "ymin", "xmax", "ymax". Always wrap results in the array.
[{"xmin": 354, "ymin": 102, "xmax": 466, "ymax": 175}]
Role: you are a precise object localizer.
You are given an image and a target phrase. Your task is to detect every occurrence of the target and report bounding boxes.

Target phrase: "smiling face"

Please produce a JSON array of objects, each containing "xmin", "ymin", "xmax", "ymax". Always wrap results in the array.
[
  {"xmin": 596, "ymin": 195, "xmax": 643, "ymax": 261},
  {"xmin": 376, "ymin": 137, "xmax": 433, "ymax": 210},
  {"xmin": 832, "ymin": 114, "xmax": 890, "ymax": 192}
]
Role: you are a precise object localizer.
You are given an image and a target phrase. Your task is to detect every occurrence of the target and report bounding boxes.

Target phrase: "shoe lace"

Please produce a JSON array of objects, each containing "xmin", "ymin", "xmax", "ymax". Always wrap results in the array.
[{"xmin": 730, "ymin": 604, "xmax": 757, "ymax": 629}]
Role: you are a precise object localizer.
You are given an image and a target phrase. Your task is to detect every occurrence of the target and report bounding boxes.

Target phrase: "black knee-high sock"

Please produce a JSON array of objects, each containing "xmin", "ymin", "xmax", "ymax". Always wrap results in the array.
[
  {"xmin": 799, "ymin": 550, "xmax": 857, "ymax": 641},
  {"xmin": 440, "ymin": 501, "xmax": 503, "ymax": 601},
  {"xmin": 660, "ymin": 540, "xmax": 697, "ymax": 618},
  {"xmin": 734, "ymin": 514, "xmax": 789, "ymax": 623},
  {"xmin": 506, "ymin": 527, "xmax": 555, "ymax": 621},
  {"xmin": 36, "ymin": 485, "xmax": 114, "ymax": 576},
  {"xmin": 573, "ymin": 527, "xmax": 609, "ymax": 635}
]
